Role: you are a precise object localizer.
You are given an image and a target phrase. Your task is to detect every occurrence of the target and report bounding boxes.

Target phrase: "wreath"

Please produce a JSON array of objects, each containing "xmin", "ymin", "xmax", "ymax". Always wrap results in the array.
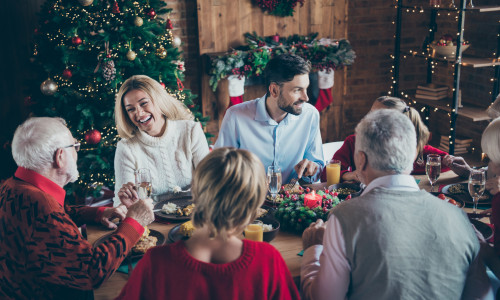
[{"xmin": 253, "ymin": 0, "xmax": 305, "ymax": 17}]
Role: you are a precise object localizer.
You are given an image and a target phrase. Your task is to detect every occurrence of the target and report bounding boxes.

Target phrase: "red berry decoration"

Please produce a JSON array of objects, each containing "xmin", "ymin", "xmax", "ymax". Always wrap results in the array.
[
  {"xmin": 112, "ymin": 1, "xmax": 120, "ymax": 14},
  {"xmin": 147, "ymin": 8, "xmax": 156, "ymax": 19},
  {"xmin": 85, "ymin": 129, "xmax": 101, "ymax": 145},
  {"xmin": 305, "ymin": 187, "xmax": 310, "ymax": 193},
  {"xmin": 160, "ymin": 82, "xmax": 166, "ymax": 88},
  {"xmin": 345, "ymin": 194, "xmax": 352, "ymax": 200},
  {"xmin": 188, "ymin": 104, "xmax": 195, "ymax": 108},
  {"xmin": 166, "ymin": 19, "xmax": 173, "ymax": 29},
  {"xmin": 62, "ymin": 69, "xmax": 72, "ymax": 79},
  {"xmin": 72, "ymin": 36, "xmax": 82, "ymax": 45}
]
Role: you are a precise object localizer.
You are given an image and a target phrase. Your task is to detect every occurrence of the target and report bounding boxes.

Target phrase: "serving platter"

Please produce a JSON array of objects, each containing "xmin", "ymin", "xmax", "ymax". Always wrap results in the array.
[
  {"xmin": 154, "ymin": 194, "xmax": 193, "ymax": 222},
  {"xmin": 93, "ymin": 229, "xmax": 165, "ymax": 260},
  {"xmin": 430, "ymin": 192, "xmax": 465, "ymax": 208},
  {"xmin": 441, "ymin": 183, "xmax": 491, "ymax": 206}
]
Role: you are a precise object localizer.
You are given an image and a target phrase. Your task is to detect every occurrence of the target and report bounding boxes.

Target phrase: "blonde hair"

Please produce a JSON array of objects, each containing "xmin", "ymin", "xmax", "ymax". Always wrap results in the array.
[
  {"xmin": 115, "ymin": 75, "xmax": 193, "ymax": 139},
  {"xmin": 376, "ymin": 96, "xmax": 408, "ymax": 112},
  {"xmin": 191, "ymin": 147, "xmax": 267, "ymax": 239},
  {"xmin": 481, "ymin": 117, "xmax": 500, "ymax": 165},
  {"xmin": 406, "ymin": 107, "xmax": 430, "ymax": 161}
]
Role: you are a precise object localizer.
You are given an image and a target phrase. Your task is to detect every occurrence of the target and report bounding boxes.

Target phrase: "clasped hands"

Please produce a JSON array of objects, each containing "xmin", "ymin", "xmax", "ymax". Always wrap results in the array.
[{"xmin": 99, "ymin": 182, "xmax": 155, "ymax": 229}]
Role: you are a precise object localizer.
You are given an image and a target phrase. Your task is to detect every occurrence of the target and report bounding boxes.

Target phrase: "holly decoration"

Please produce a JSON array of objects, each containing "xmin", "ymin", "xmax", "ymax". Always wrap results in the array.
[
  {"xmin": 253, "ymin": 0, "xmax": 305, "ymax": 17},
  {"xmin": 85, "ymin": 129, "xmax": 101, "ymax": 145},
  {"xmin": 166, "ymin": 19, "xmax": 173, "ymax": 29},
  {"xmin": 62, "ymin": 68, "xmax": 73, "ymax": 79},
  {"xmin": 72, "ymin": 36, "xmax": 82, "ymax": 45},
  {"xmin": 275, "ymin": 189, "xmax": 340, "ymax": 234}
]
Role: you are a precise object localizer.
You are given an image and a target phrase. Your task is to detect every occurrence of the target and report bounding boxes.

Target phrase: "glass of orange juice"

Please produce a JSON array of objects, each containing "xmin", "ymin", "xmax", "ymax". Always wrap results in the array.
[
  {"xmin": 326, "ymin": 160, "xmax": 341, "ymax": 186},
  {"xmin": 244, "ymin": 220, "xmax": 263, "ymax": 242}
]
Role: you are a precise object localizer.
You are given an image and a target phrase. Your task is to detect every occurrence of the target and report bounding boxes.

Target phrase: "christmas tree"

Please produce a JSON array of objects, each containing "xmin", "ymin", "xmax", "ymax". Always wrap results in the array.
[{"xmin": 28, "ymin": 0, "xmax": 208, "ymax": 199}]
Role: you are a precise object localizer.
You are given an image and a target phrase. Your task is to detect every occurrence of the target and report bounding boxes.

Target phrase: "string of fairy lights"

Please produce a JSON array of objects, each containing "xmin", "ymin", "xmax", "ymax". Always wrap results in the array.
[
  {"xmin": 32, "ymin": 0, "xmax": 193, "ymax": 189},
  {"xmin": 389, "ymin": 2, "xmax": 499, "ymax": 153}
]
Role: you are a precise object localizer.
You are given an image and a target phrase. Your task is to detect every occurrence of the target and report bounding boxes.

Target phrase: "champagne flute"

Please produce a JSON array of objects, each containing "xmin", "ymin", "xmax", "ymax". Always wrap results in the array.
[
  {"xmin": 267, "ymin": 166, "xmax": 282, "ymax": 208},
  {"xmin": 135, "ymin": 168, "xmax": 152, "ymax": 200},
  {"xmin": 426, "ymin": 154, "xmax": 441, "ymax": 192},
  {"xmin": 468, "ymin": 169, "xmax": 486, "ymax": 213}
]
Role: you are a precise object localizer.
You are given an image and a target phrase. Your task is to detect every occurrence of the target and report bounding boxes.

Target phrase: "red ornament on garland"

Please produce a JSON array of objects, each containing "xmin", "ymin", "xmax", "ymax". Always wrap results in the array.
[
  {"xmin": 85, "ymin": 129, "xmax": 101, "ymax": 145},
  {"xmin": 272, "ymin": 33, "xmax": 280, "ymax": 43},
  {"xmin": 72, "ymin": 36, "xmax": 82, "ymax": 45},
  {"xmin": 166, "ymin": 19, "xmax": 173, "ymax": 29},
  {"xmin": 147, "ymin": 8, "xmax": 156, "ymax": 19},
  {"xmin": 160, "ymin": 82, "xmax": 166, "ymax": 88},
  {"xmin": 112, "ymin": 1, "xmax": 120, "ymax": 14},
  {"xmin": 62, "ymin": 69, "xmax": 73, "ymax": 79}
]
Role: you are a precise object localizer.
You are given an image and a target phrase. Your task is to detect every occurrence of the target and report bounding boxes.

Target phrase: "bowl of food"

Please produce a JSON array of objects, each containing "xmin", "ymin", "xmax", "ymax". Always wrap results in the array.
[
  {"xmin": 431, "ymin": 34, "xmax": 470, "ymax": 59},
  {"xmin": 259, "ymin": 217, "xmax": 280, "ymax": 243},
  {"xmin": 328, "ymin": 182, "xmax": 362, "ymax": 199}
]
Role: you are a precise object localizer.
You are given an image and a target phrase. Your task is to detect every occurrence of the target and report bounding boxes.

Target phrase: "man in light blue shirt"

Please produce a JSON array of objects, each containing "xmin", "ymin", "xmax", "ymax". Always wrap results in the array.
[{"xmin": 214, "ymin": 54, "xmax": 324, "ymax": 183}]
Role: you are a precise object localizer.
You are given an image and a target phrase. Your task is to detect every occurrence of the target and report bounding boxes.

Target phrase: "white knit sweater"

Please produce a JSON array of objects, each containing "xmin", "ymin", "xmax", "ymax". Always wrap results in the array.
[{"xmin": 113, "ymin": 119, "xmax": 209, "ymax": 206}]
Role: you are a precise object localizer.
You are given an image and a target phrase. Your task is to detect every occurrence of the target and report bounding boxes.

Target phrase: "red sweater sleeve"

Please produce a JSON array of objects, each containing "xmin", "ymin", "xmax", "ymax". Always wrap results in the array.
[
  {"xmin": 321, "ymin": 134, "xmax": 356, "ymax": 182},
  {"xmin": 27, "ymin": 207, "xmax": 142, "ymax": 290},
  {"xmin": 411, "ymin": 145, "xmax": 450, "ymax": 175},
  {"xmin": 65, "ymin": 204, "xmax": 103, "ymax": 227}
]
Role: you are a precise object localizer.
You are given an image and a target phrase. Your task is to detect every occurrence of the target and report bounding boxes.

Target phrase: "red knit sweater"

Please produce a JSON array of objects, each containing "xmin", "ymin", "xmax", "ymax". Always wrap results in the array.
[
  {"xmin": 116, "ymin": 239, "xmax": 300, "ymax": 300},
  {"xmin": 320, "ymin": 134, "xmax": 450, "ymax": 182},
  {"xmin": 0, "ymin": 167, "xmax": 143, "ymax": 300}
]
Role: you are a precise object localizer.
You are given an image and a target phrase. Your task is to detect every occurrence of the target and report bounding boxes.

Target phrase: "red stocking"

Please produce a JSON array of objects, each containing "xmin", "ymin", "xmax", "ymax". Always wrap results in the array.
[{"xmin": 314, "ymin": 88, "xmax": 333, "ymax": 112}]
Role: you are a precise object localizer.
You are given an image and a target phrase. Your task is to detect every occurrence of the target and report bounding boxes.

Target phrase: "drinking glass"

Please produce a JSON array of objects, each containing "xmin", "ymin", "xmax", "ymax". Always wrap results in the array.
[
  {"xmin": 426, "ymin": 154, "xmax": 441, "ymax": 192},
  {"xmin": 267, "ymin": 166, "xmax": 282, "ymax": 208},
  {"xmin": 135, "ymin": 168, "xmax": 152, "ymax": 200},
  {"xmin": 325, "ymin": 160, "xmax": 341, "ymax": 186},
  {"xmin": 468, "ymin": 169, "xmax": 486, "ymax": 213}
]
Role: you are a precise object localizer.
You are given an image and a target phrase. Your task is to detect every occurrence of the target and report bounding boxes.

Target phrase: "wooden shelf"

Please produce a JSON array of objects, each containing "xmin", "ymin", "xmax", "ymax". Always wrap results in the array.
[
  {"xmin": 398, "ymin": 5, "xmax": 500, "ymax": 13},
  {"xmin": 411, "ymin": 97, "xmax": 491, "ymax": 122},
  {"xmin": 403, "ymin": 51, "xmax": 500, "ymax": 67}
]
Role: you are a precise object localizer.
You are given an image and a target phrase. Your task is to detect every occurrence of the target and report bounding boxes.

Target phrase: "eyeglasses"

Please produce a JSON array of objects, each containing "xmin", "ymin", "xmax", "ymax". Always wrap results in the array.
[{"xmin": 63, "ymin": 142, "xmax": 81, "ymax": 152}]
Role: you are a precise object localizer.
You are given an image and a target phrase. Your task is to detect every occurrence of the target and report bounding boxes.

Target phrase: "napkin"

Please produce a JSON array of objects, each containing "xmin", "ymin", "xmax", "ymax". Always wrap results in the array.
[
  {"xmin": 298, "ymin": 250, "xmax": 304, "ymax": 256},
  {"xmin": 117, "ymin": 259, "xmax": 139, "ymax": 274}
]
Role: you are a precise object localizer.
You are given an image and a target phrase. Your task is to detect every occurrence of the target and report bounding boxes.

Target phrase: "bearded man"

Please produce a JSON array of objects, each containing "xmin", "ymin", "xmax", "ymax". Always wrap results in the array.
[{"xmin": 215, "ymin": 54, "xmax": 324, "ymax": 183}]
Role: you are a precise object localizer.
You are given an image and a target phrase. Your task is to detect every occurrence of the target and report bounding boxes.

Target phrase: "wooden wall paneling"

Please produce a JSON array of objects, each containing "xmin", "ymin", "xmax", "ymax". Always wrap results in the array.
[
  {"xmin": 310, "ymin": 0, "xmax": 323, "ymax": 25},
  {"xmin": 239, "ymin": 0, "xmax": 253, "ymax": 41},
  {"xmin": 262, "ymin": 14, "xmax": 278, "ymax": 36},
  {"xmin": 225, "ymin": 0, "xmax": 240, "ymax": 50},
  {"xmin": 197, "ymin": 0, "xmax": 215, "ymax": 53},
  {"xmin": 212, "ymin": 3, "xmax": 228, "ymax": 52},
  {"xmin": 298, "ymin": 2, "xmax": 310, "ymax": 35}
]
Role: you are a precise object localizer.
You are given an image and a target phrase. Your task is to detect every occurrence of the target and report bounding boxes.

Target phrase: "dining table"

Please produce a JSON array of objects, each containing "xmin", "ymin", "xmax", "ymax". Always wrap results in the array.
[{"xmin": 88, "ymin": 170, "xmax": 491, "ymax": 300}]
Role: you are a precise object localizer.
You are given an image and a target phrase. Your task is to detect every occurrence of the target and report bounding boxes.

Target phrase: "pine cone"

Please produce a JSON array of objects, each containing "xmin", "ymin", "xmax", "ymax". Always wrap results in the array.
[{"xmin": 102, "ymin": 59, "xmax": 116, "ymax": 81}]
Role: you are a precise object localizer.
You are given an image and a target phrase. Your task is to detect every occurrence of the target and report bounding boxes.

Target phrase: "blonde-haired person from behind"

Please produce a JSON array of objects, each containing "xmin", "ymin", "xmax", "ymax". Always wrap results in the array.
[
  {"xmin": 113, "ymin": 75, "xmax": 209, "ymax": 207},
  {"xmin": 116, "ymin": 148, "xmax": 300, "ymax": 300}
]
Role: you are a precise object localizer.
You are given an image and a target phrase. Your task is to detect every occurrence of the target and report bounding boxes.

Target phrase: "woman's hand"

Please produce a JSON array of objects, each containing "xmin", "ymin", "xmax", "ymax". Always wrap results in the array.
[
  {"xmin": 443, "ymin": 155, "xmax": 471, "ymax": 178},
  {"xmin": 117, "ymin": 182, "xmax": 139, "ymax": 208}
]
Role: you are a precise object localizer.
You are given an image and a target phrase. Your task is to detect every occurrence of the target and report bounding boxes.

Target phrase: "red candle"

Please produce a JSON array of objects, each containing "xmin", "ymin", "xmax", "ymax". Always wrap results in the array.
[{"xmin": 304, "ymin": 191, "xmax": 322, "ymax": 209}]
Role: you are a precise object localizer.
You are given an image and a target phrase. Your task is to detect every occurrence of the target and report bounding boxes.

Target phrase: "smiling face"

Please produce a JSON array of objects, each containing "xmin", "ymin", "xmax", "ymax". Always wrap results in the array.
[
  {"xmin": 123, "ymin": 89, "xmax": 165, "ymax": 137},
  {"xmin": 275, "ymin": 73, "xmax": 310, "ymax": 115}
]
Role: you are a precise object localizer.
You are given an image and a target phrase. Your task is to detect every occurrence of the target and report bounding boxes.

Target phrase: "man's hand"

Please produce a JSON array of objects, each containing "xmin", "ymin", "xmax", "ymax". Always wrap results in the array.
[
  {"xmin": 302, "ymin": 219, "xmax": 326, "ymax": 250},
  {"xmin": 295, "ymin": 159, "xmax": 319, "ymax": 179},
  {"xmin": 126, "ymin": 198, "xmax": 155, "ymax": 227},
  {"xmin": 342, "ymin": 170, "xmax": 360, "ymax": 182},
  {"xmin": 100, "ymin": 205, "xmax": 128, "ymax": 229},
  {"xmin": 443, "ymin": 155, "xmax": 471, "ymax": 178},
  {"xmin": 486, "ymin": 177, "xmax": 500, "ymax": 196},
  {"xmin": 117, "ymin": 182, "xmax": 139, "ymax": 208}
]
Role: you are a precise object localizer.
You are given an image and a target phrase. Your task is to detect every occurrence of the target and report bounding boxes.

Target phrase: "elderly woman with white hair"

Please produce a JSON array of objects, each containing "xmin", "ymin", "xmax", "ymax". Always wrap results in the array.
[{"xmin": 113, "ymin": 75, "xmax": 209, "ymax": 207}]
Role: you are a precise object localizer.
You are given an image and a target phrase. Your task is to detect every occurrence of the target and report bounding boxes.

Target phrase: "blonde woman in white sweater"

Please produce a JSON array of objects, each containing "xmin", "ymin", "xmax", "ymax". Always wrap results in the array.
[{"xmin": 113, "ymin": 75, "xmax": 209, "ymax": 207}]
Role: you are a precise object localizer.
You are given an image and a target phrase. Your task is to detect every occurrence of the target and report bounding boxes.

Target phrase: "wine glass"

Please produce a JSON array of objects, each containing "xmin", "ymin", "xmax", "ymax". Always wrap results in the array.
[
  {"xmin": 468, "ymin": 169, "xmax": 486, "ymax": 213},
  {"xmin": 426, "ymin": 154, "xmax": 441, "ymax": 192},
  {"xmin": 135, "ymin": 168, "xmax": 152, "ymax": 200},
  {"xmin": 267, "ymin": 166, "xmax": 282, "ymax": 208}
]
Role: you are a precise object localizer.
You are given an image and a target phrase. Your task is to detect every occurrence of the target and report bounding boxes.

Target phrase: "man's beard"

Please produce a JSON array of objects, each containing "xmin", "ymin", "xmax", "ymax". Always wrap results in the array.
[
  {"xmin": 277, "ymin": 92, "xmax": 305, "ymax": 115},
  {"xmin": 67, "ymin": 154, "xmax": 79, "ymax": 183}
]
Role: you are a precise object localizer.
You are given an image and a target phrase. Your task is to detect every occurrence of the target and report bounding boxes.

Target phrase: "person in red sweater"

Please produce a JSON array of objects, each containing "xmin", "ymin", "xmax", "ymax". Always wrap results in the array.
[
  {"xmin": 0, "ymin": 117, "xmax": 155, "ymax": 300},
  {"xmin": 321, "ymin": 96, "xmax": 458, "ymax": 183},
  {"xmin": 116, "ymin": 148, "xmax": 300, "ymax": 300}
]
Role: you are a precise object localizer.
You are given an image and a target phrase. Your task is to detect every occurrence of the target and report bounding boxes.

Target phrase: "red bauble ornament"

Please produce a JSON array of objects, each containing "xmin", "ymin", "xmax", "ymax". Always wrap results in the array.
[
  {"xmin": 160, "ymin": 82, "xmax": 166, "ymax": 88},
  {"xmin": 72, "ymin": 36, "xmax": 82, "ymax": 45},
  {"xmin": 147, "ymin": 8, "xmax": 156, "ymax": 19},
  {"xmin": 272, "ymin": 34, "xmax": 280, "ymax": 43},
  {"xmin": 85, "ymin": 129, "xmax": 101, "ymax": 145},
  {"xmin": 188, "ymin": 104, "xmax": 195, "ymax": 108},
  {"xmin": 166, "ymin": 19, "xmax": 173, "ymax": 29},
  {"xmin": 112, "ymin": 1, "xmax": 120, "ymax": 13},
  {"xmin": 62, "ymin": 69, "xmax": 72, "ymax": 79}
]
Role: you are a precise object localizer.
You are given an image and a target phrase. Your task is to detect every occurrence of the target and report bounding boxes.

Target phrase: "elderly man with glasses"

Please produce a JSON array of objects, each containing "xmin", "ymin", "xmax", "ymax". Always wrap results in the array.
[{"xmin": 0, "ymin": 117, "xmax": 155, "ymax": 300}]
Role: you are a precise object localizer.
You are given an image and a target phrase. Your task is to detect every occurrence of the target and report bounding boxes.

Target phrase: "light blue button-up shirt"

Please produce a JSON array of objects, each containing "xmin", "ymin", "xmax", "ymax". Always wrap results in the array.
[{"xmin": 214, "ymin": 95, "xmax": 324, "ymax": 183}]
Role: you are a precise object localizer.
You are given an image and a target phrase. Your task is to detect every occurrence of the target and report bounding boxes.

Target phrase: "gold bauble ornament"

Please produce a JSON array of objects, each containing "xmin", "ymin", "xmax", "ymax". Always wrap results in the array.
[
  {"xmin": 134, "ymin": 16, "xmax": 143, "ymax": 27},
  {"xmin": 156, "ymin": 47, "xmax": 167, "ymax": 59},
  {"xmin": 78, "ymin": 0, "xmax": 94, "ymax": 6},
  {"xmin": 40, "ymin": 78, "xmax": 58, "ymax": 96},
  {"xmin": 126, "ymin": 50, "xmax": 137, "ymax": 61}
]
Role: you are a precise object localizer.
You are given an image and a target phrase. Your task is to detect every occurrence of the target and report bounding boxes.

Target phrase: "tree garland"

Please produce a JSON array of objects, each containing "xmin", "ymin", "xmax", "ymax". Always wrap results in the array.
[{"xmin": 254, "ymin": 0, "xmax": 305, "ymax": 17}]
